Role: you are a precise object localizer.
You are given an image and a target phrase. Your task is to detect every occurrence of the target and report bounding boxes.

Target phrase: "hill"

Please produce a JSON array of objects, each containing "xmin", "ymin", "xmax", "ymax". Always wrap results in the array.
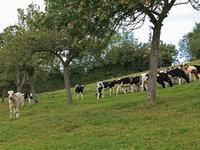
[{"xmin": 1, "ymin": 79, "xmax": 200, "ymax": 149}]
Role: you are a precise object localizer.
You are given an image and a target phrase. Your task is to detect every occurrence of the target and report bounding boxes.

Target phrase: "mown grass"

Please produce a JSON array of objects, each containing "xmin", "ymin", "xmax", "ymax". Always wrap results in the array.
[{"xmin": 1, "ymin": 81, "xmax": 200, "ymax": 150}]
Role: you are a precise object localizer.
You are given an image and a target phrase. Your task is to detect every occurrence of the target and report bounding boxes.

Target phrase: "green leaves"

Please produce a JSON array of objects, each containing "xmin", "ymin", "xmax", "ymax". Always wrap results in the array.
[{"xmin": 181, "ymin": 23, "xmax": 200, "ymax": 60}]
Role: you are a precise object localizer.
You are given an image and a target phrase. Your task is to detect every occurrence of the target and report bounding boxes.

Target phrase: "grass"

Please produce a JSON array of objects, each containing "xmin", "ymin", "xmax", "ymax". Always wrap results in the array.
[{"xmin": 0, "ymin": 80, "xmax": 200, "ymax": 150}]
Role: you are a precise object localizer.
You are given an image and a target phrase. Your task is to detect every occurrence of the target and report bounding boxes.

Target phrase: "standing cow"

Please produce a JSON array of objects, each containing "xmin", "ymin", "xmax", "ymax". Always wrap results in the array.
[
  {"xmin": 96, "ymin": 80, "xmax": 117, "ymax": 99},
  {"xmin": 75, "ymin": 85, "xmax": 85, "ymax": 100},
  {"xmin": 7, "ymin": 90, "xmax": 21, "ymax": 118}
]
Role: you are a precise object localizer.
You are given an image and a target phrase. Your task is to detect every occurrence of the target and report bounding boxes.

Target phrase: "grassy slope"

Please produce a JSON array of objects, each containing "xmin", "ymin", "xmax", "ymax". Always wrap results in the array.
[{"xmin": 0, "ymin": 80, "xmax": 200, "ymax": 150}]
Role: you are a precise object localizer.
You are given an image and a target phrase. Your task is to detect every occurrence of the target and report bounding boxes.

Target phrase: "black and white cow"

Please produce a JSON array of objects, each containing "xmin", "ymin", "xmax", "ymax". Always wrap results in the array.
[
  {"xmin": 130, "ymin": 76, "xmax": 141, "ymax": 91},
  {"xmin": 157, "ymin": 72, "xmax": 173, "ymax": 88},
  {"xmin": 116, "ymin": 76, "xmax": 141, "ymax": 95},
  {"xmin": 166, "ymin": 67, "xmax": 190, "ymax": 84},
  {"xmin": 23, "ymin": 93, "xmax": 36, "ymax": 104},
  {"xmin": 75, "ymin": 85, "xmax": 85, "ymax": 100},
  {"xmin": 141, "ymin": 72, "xmax": 173, "ymax": 90},
  {"xmin": 96, "ymin": 80, "xmax": 117, "ymax": 99}
]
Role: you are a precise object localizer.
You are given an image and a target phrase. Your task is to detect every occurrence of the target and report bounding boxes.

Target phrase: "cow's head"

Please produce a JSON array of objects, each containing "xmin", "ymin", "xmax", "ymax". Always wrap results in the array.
[{"xmin": 7, "ymin": 90, "xmax": 14, "ymax": 98}]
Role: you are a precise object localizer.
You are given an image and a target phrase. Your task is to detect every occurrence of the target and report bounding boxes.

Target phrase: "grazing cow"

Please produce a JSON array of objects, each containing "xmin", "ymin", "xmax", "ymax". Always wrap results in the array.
[
  {"xmin": 181, "ymin": 64, "xmax": 199, "ymax": 81},
  {"xmin": 166, "ymin": 68, "xmax": 190, "ymax": 84},
  {"xmin": 7, "ymin": 90, "xmax": 21, "ymax": 118},
  {"xmin": 157, "ymin": 72, "xmax": 173, "ymax": 88},
  {"xmin": 96, "ymin": 80, "xmax": 117, "ymax": 99},
  {"xmin": 116, "ymin": 77, "xmax": 132, "ymax": 95},
  {"xmin": 75, "ymin": 85, "xmax": 85, "ymax": 100},
  {"xmin": 142, "ymin": 72, "xmax": 173, "ymax": 90},
  {"xmin": 23, "ymin": 93, "xmax": 36, "ymax": 104},
  {"xmin": 116, "ymin": 76, "xmax": 141, "ymax": 95},
  {"xmin": 130, "ymin": 76, "xmax": 142, "ymax": 91}
]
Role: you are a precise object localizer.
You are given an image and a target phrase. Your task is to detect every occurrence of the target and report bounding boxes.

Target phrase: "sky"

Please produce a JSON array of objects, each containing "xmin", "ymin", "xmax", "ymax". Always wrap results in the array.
[
  {"xmin": 133, "ymin": 4, "xmax": 200, "ymax": 46},
  {"xmin": 0, "ymin": 0, "xmax": 200, "ymax": 48}
]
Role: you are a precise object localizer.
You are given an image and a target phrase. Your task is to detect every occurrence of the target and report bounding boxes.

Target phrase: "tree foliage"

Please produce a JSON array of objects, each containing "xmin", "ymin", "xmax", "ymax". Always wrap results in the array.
[{"xmin": 186, "ymin": 23, "xmax": 200, "ymax": 60}]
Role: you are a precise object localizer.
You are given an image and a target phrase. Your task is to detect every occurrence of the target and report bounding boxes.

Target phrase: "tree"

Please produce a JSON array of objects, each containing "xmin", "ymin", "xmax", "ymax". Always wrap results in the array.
[
  {"xmin": 39, "ymin": 0, "xmax": 137, "ymax": 105},
  {"xmin": 178, "ymin": 35, "xmax": 190, "ymax": 62},
  {"xmin": 0, "ymin": 25, "xmax": 27, "ymax": 92},
  {"xmin": 184, "ymin": 23, "xmax": 200, "ymax": 60},
  {"xmin": 0, "ymin": 23, "xmax": 54, "ymax": 102},
  {"xmin": 126, "ymin": 0, "xmax": 200, "ymax": 105},
  {"xmin": 159, "ymin": 42, "xmax": 178, "ymax": 67}
]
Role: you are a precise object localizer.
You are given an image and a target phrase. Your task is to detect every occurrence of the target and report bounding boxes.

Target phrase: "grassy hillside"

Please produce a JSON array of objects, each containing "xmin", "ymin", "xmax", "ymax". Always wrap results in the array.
[{"xmin": 1, "ymin": 80, "xmax": 200, "ymax": 150}]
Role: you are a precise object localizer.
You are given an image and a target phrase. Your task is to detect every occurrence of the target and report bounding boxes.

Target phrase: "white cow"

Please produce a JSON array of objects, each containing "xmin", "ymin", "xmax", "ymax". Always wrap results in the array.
[{"xmin": 7, "ymin": 90, "xmax": 21, "ymax": 118}]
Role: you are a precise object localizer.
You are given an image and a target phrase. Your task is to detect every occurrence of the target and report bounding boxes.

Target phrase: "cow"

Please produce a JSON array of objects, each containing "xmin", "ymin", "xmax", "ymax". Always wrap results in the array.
[
  {"xmin": 166, "ymin": 68, "xmax": 190, "ymax": 84},
  {"xmin": 75, "ymin": 85, "xmax": 85, "ymax": 100},
  {"xmin": 96, "ymin": 80, "xmax": 117, "ymax": 99},
  {"xmin": 181, "ymin": 64, "xmax": 199, "ymax": 82},
  {"xmin": 141, "ymin": 72, "xmax": 173, "ymax": 90},
  {"xmin": 157, "ymin": 72, "xmax": 173, "ymax": 88},
  {"xmin": 7, "ymin": 90, "xmax": 21, "ymax": 118},
  {"xmin": 116, "ymin": 76, "xmax": 141, "ymax": 95},
  {"xmin": 23, "ymin": 93, "xmax": 36, "ymax": 104},
  {"xmin": 116, "ymin": 77, "xmax": 130, "ymax": 95},
  {"xmin": 130, "ymin": 76, "xmax": 142, "ymax": 91}
]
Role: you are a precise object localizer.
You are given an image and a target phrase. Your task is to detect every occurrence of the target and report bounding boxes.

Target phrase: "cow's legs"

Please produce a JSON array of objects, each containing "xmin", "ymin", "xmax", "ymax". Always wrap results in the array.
[
  {"xmin": 109, "ymin": 88, "xmax": 112, "ymax": 95},
  {"xmin": 116, "ymin": 85, "xmax": 121, "ymax": 95},
  {"xmin": 80, "ymin": 93, "xmax": 83, "ymax": 100},
  {"xmin": 178, "ymin": 78, "xmax": 182, "ymax": 85}
]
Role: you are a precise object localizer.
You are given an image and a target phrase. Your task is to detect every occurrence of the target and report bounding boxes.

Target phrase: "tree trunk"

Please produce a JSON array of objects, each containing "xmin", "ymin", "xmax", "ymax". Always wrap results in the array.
[
  {"xmin": 28, "ymin": 75, "xmax": 38, "ymax": 103},
  {"xmin": 2, "ymin": 88, "xmax": 6, "ymax": 102},
  {"xmin": 147, "ymin": 25, "xmax": 161, "ymax": 105},
  {"xmin": 63, "ymin": 63, "xmax": 72, "ymax": 105},
  {"xmin": 15, "ymin": 69, "xmax": 26, "ymax": 92}
]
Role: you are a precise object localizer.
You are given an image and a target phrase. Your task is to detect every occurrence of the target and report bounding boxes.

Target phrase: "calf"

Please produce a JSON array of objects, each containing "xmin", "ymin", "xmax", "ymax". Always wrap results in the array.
[
  {"xmin": 166, "ymin": 68, "xmax": 190, "ymax": 84},
  {"xmin": 96, "ymin": 80, "xmax": 117, "ymax": 99},
  {"xmin": 75, "ymin": 85, "xmax": 85, "ymax": 100},
  {"xmin": 7, "ymin": 90, "xmax": 21, "ymax": 118}
]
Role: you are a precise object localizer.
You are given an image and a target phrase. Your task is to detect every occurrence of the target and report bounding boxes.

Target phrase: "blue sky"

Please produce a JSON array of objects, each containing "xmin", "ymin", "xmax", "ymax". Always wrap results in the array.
[{"xmin": 0, "ymin": 0, "xmax": 200, "ymax": 48}]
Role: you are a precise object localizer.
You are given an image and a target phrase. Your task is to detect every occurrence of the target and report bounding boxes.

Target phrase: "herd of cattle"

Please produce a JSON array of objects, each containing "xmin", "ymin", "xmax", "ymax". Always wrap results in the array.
[
  {"xmin": 75, "ymin": 64, "xmax": 200, "ymax": 100},
  {"xmin": 6, "ymin": 64, "xmax": 200, "ymax": 118}
]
